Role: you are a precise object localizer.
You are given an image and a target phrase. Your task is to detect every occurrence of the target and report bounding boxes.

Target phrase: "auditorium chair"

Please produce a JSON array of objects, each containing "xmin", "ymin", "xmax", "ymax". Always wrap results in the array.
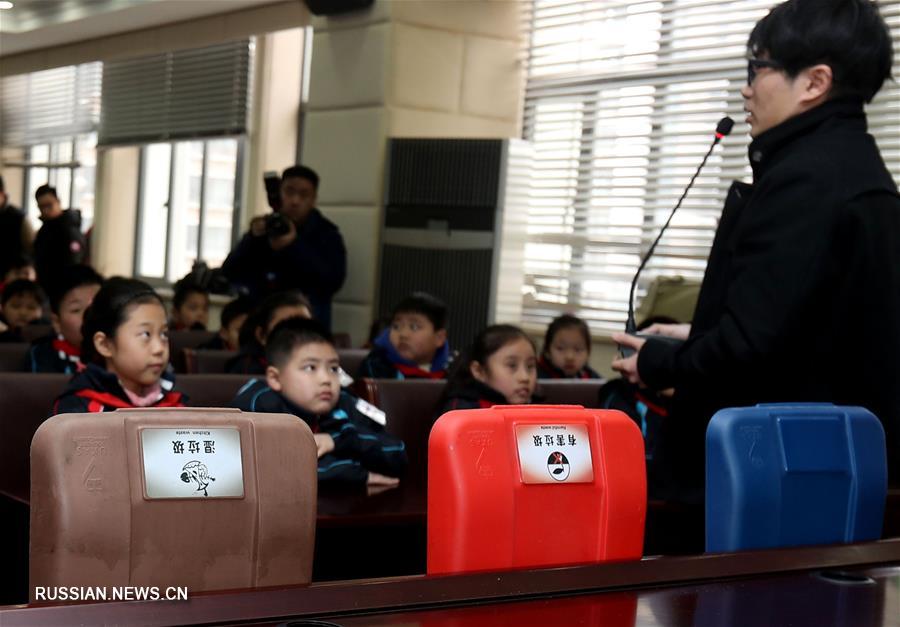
[
  {"xmin": 0, "ymin": 343, "xmax": 29, "ymax": 372},
  {"xmin": 20, "ymin": 323, "xmax": 53, "ymax": 344},
  {"xmin": 706, "ymin": 403, "xmax": 887, "ymax": 552},
  {"xmin": 428, "ymin": 404, "xmax": 646, "ymax": 574},
  {"xmin": 337, "ymin": 348, "xmax": 369, "ymax": 380},
  {"xmin": 168, "ymin": 330, "xmax": 218, "ymax": 373},
  {"xmin": 366, "ymin": 379, "xmax": 447, "ymax": 481},
  {"xmin": 183, "ymin": 348, "xmax": 234, "ymax": 374},
  {"xmin": 0, "ymin": 373, "xmax": 68, "ymax": 503},
  {"xmin": 30, "ymin": 408, "xmax": 318, "ymax": 599},
  {"xmin": 538, "ymin": 379, "xmax": 606, "ymax": 408},
  {"xmin": 179, "ymin": 374, "xmax": 251, "ymax": 407}
]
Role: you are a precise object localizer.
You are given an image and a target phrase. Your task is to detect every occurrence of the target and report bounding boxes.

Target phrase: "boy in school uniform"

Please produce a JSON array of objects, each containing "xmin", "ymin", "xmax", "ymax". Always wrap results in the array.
[
  {"xmin": 231, "ymin": 317, "xmax": 407, "ymax": 485},
  {"xmin": 357, "ymin": 292, "xmax": 450, "ymax": 380},
  {"xmin": 26, "ymin": 264, "xmax": 103, "ymax": 373}
]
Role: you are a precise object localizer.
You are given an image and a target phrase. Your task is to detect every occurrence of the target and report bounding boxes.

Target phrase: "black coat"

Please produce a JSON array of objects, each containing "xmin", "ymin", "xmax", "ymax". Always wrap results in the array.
[
  {"xmin": 34, "ymin": 210, "xmax": 85, "ymax": 291},
  {"xmin": 220, "ymin": 209, "xmax": 346, "ymax": 327},
  {"xmin": 638, "ymin": 99, "xmax": 900, "ymax": 502},
  {"xmin": 0, "ymin": 203, "xmax": 31, "ymax": 277},
  {"xmin": 53, "ymin": 363, "xmax": 186, "ymax": 415}
]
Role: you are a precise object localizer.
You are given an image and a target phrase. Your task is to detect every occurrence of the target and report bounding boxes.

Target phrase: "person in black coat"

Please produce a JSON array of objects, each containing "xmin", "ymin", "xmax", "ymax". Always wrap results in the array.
[
  {"xmin": 613, "ymin": 0, "xmax": 900, "ymax": 502},
  {"xmin": 231, "ymin": 317, "xmax": 407, "ymax": 485},
  {"xmin": 33, "ymin": 184, "xmax": 86, "ymax": 294},
  {"xmin": 221, "ymin": 165, "xmax": 346, "ymax": 328},
  {"xmin": 0, "ymin": 174, "xmax": 34, "ymax": 279}
]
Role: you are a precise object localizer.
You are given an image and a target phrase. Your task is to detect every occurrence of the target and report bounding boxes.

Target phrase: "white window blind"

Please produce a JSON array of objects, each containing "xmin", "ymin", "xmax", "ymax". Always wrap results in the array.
[
  {"xmin": 0, "ymin": 62, "xmax": 102, "ymax": 147},
  {"xmin": 99, "ymin": 40, "xmax": 253, "ymax": 146},
  {"xmin": 522, "ymin": 0, "xmax": 900, "ymax": 335}
]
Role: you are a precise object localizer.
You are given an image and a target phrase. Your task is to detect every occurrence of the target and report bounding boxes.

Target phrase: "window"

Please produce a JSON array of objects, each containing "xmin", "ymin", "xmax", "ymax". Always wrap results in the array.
[
  {"xmin": 522, "ymin": 0, "xmax": 900, "ymax": 335},
  {"xmin": 1, "ymin": 62, "xmax": 101, "ymax": 230},
  {"xmin": 135, "ymin": 138, "xmax": 243, "ymax": 284},
  {"xmin": 23, "ymin": 133, "xmax": 97, "ymax": 231}
]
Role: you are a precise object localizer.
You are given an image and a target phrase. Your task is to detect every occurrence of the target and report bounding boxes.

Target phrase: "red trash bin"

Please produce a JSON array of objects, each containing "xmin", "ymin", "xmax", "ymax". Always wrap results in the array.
[{"xmin": 427, "ymin": 404, "xmax": 646, "ymax": 575}]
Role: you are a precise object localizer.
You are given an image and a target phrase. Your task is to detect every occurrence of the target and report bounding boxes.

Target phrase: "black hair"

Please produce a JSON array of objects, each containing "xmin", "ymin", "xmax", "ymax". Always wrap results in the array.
[
  {"xmin": 47, "ymin": 264, "xmax": 104, "ymax": 314},
  {"xmin": 80, "ymin": 277, "xmax": 164, "ymax": 365},
  {"xmin": 281, "ymin": 165, "xmax": 320, "ymax": 191},
  {"xmin": 1, "ymin": 279, "xmax": 45, "ymax": 308},
  {"xmin": 748, "ymin": 0, "xmax": 893, "ymax": 103},
  {"xmin": 265, "ymin": 316, "xmax": 334, "ymax": 369},
  {"xmin": 0, "ymin": 174, "xmax": 5, "ymax": 193},
  {"xmin": 445, "ymin": 324, "xmax": 535, "ymax": 389},
  {"xmin": 34, "ymin": 184, "xmax": 58, "ymax": 202},
  {"xmin": 391, "ymin": 292, "xmax": 448, "ymax": 331},
  {"xmin": 237, "ymin": 290, "xmax": 313, "ymax": 350},
  {"xmin": 172, "ymin": 276, "xmax": 209, "ymax": 311},
  {"xmin": 220, "ymin": 296, "xmax": 254, "ymax": 329},
  {"xmin": 541, "ymin": 314, "xmax": 591, "ymax": 358}
]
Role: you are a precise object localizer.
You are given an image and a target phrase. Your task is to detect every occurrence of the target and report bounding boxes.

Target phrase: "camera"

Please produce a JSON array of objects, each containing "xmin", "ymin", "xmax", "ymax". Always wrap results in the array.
[{"xmin": 265, "ymin": 212, "xmax": 291, "ymax": 237}]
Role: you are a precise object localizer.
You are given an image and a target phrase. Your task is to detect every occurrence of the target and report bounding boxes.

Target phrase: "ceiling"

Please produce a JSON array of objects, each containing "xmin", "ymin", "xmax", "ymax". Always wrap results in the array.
[{"xmin": 0, "ymin": 0, "xmax": 286, "ymax": 56}]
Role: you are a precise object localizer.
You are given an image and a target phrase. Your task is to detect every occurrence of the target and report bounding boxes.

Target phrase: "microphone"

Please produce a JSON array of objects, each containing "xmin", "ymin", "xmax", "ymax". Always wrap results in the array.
[{"xmin": 620, "ymin": 116, "xmax": 734, "ymax": 355}]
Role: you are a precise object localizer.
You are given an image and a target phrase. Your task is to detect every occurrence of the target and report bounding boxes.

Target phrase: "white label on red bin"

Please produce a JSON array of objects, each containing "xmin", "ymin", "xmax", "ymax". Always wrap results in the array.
[
  {"xmin": 141, "ymin": 428, "xmax": 244, "ymax": 499},
  {"xmin": 515, "ymin": 424, "xmax": 593, "ymax": 484}
]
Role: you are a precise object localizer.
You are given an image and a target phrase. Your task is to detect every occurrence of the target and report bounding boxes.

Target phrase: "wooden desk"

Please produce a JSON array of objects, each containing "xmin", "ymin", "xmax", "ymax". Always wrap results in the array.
[{"xmin": 3, "ymin": 538, "xmax": 898, "ymax": 626}]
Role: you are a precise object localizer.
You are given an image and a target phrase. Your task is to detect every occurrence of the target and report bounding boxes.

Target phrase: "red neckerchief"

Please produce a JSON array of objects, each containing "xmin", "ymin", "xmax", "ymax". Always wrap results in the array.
[
  {"xmin": 395, "ymin": 362, "xmax": 445, "ymax": 379},
  {"xmin": 52, "ymin": 335, "xmax": 86, "ymax": 372},
  {"xmin": 75, "ymin": 388, "xmax": 184, "ymax": 413},
  {"xmin": 538, "ymin": 355, "xmax": 591, "ymax": 380},
  {"xmin": 635, "ymin": 391, "xmax": 669, "ymax": 417}
]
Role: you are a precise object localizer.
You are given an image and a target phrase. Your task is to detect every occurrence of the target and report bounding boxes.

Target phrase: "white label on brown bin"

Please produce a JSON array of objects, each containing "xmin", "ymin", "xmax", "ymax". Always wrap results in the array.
[
  {"xmin": 515, "ymin": 424, "xmax": 593, "ymax": 484},
  {"xmin": 141, "ymin": 428, "xmax": 244, "ymax": 499}
]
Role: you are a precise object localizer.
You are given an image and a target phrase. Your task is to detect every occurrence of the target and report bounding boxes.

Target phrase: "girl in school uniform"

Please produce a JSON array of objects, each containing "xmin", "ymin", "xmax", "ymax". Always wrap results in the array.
[
  {"xmin": 53, "ymin": 277, "xmax": 186, "ymax": 414},
  {"xmin": 536, "ymin": 314, "xmax": 601, "ymax": 380},
  {"xmin": 437, "ymin": 324, "xmax": 539, "ymax": 416}
]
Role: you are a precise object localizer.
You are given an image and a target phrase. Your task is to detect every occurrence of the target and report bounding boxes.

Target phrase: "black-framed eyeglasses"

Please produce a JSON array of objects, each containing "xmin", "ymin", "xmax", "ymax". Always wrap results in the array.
[{"xmin": 747, "ymin": 58, "xmax": 784, "ymax": 85}]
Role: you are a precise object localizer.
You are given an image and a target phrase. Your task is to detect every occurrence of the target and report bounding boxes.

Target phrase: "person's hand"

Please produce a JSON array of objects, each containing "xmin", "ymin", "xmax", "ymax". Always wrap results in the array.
[
  {"xmin": 366, "ymin": 472, "xmax": 400, "ymax": 488},
  {"xmin": 249, "ymin": 216, "xmax": 267, "ymax": 237},
  {"xmin": 611, "ymin": 332, "xmax": 645, "ymax": 386},
  {"xmin": 268, "ymin": 217, "xmax": 297, "ymax": 251},
  {"xmin": 313, "ymin": 433, "xmax": 335, "ymax": 458},
  {"xmin": 641, "ymin": 322, "xmax": 691, "ymax": 341}
]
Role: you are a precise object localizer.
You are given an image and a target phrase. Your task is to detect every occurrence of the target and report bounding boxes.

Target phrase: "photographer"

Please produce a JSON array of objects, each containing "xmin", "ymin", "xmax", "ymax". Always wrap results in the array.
[{"xmin": 221, "ymin": 165, "xmax": 346, "ymax": 328}]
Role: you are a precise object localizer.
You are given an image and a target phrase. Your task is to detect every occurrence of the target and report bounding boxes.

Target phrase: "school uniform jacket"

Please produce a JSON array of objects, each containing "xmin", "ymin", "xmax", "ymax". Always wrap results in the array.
[
  {"xmin": 231, "ymin": 379, "xmax": 407, "ymax": 483},
  {"xmin": 437, "ymin": 379, "xmax": 541, "ymax": 417},
  {"xmin": 25, "ymin": 333, "xmax": 84, "ymax": 374},
  {"xmin": 53, "ymin": 363, "xmax": 187, "ymax": 415},
  {"xmin": 357, "ymin": 328, "xmax": 450, "ymax": 380},
  {"xmin": 536, "ymin": 355, "xmax": 602, "ymax": 380}
]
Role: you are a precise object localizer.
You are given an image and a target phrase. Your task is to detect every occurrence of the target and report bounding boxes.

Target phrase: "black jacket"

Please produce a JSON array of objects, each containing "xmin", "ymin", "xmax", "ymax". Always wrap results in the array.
[
  {"xmin": 0, "ymin": 203, "xmax": 31, "ymax": 277},
  {"xmin": 53, "ymin": 363, "xmax": 186, "ymax": 415},
  {"xmin": 220, "ymin": 209, "xmax": 346, "ymax": 327},
  {"xmin": 637, "ymin": 99, "xmax": 900, "ymax": 501},
  {"xmin": 437, "ymin": 379, "xmax": 541, "ymax": 417},
  {"xmin": 24, "ymin": 333, "xmax": 83, "ymax": 374},
  {"xmin": 34, "ymin": 210, "xmax": 85, "ymax": 291},
  {"xmin": 357, "ymin": 329, "xmax": 450, "ymax": 380},
  {"xmin": 231, "ymin": 379, "xmax": 407, "ymax": 483}
]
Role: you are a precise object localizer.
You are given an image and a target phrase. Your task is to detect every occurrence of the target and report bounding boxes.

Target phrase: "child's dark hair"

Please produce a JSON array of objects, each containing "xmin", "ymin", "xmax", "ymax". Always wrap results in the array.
[
  {"xmin": 173, "ymin": 276, "xmax": 209, "ymax": 311},
  {"xmin": 748, "ymin": 0, "xmax": 893, "ymax": 103},
  {"xmin": 80, "ymin": 277, "xmax": 164, "ymax": 365},
  {"xmin": 392, "ymin": 292, "xmax": 448, "ymax": 330},
  {"xmin": 446, "ymin": 324, "xmax": 535, "ymax": 388},
  {"xmin": 541, "ymin": 314, "xmax": 591, "ymax": 358},
  {"xmin": 266, "ymin": 317, "xmax": 334, "ymax": 368},
  {"xmin": 1, "ymin": 279, "xmax": 45, "ymax": 308},
  {"xmin": 257, "ymin": 290, "xmax": 312, "ymax": 335},
  {"xmin": 48, "ymin": 265, "xmax": 103, "ymax": 314},
  {"xmin": 220, "ymin": 296, "xmax": 254, "ymax": 329}
]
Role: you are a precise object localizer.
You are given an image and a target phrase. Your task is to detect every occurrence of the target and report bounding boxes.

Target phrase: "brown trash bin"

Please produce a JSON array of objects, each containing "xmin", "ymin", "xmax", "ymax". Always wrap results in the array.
[{"xmin": 29, "ymin": 408, "xmax": 316, "ymax": 601}]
